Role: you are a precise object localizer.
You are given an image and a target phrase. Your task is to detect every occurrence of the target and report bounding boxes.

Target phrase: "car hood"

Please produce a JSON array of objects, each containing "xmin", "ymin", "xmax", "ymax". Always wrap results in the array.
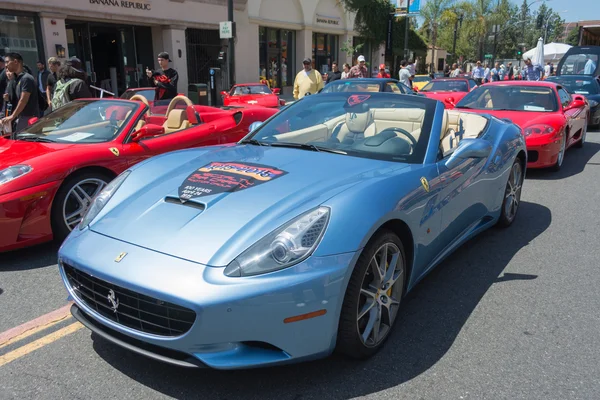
[
  {"xmin": 91, "ymin": 145, "xmax": 406, "ymax": 266},
  {"xmin": 455, "ymin": 109, "xmax": 559, "ymax": 129},
  {"xmin": 0, "ymin": 138, "xmax": 76, "ymax": 169}
]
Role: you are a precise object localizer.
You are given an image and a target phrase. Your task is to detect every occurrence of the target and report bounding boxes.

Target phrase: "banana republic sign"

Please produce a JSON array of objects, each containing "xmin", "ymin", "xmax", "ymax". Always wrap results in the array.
[{"xmin": 89, "ymin": 0, "xmax": 151, "ymax": 11}]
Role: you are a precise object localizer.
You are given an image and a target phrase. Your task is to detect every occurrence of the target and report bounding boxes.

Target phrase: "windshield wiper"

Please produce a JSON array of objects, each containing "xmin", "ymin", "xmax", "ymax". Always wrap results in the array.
[
  {"xmin": 240, "ymin": 138, "xmax": 270, "ymax": 146},
  {"xmin": 270, "ymin": 142, "xmax": 347, "ymax": 155},
  {"xmin": 16, "ymin": 135, "xmax": 55, "ymax": 143}
]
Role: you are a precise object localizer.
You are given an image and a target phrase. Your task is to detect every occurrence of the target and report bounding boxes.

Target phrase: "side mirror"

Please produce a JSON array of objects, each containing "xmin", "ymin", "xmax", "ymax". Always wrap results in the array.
[
  {"xmin": 573, "ymin": 94, "xmax": 585, "ymax": 102},
  {"xmin": 220, "ymin": 91, "xmax": 228, "ymax": 97},
  {"xmin": 272, "ymin": 88, "xmax": 281, "ymax": 95},
  {"xmin": 444, "ymin": 97, "xmax": 456, "ymax": 108},
  {"xmin": 130, "ymin": 124, "xmax": 165, "ymax": 142},
  {"xmin": 248, "ymin": 121, "xmax": 263, "ymax": 133},
  {"xmin": 565, "ymin": 99, "xmax": 585, "ymax": 111},
  {"xmin": 28, "ymin": 117, "xmax": 39, "ymax": 126},
  {"xmin": 445, "ymin": 139, "xmax": 492, "ymax": 169}
]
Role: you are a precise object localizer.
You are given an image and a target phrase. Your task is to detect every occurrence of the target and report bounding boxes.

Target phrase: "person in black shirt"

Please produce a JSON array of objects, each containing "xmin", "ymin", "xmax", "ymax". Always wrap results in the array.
[
  {"xmin": 146, "ymin": 51, "xmax": 178, "ymax": 101},
  {"xmin": 45, "ymin": 57, "xmax": 61, "ymax": 112},
  {"xmin": 1, "ymin": 52, "xmax": 39, "ymax": 134},
  {"xmin": 326, "ymin": 62, "xmax": 342, "ymax": 84}
]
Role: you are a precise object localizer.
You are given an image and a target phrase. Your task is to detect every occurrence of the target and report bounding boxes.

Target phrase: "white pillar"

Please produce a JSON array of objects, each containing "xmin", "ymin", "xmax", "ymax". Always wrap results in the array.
[
  {"xmin": 38, "ymin": 13, "xmax": 69, "ymax": 64},
  {"xmin": 339, "ymin": 33, "xmax": 353, "ymax": 67},
  {"xmin": 296, "ymin": 28, "xmax": 313, "ymax": 68},
  {"xmin": 234, "ymin": 10, "xmax": 260, "ymax": 84},
  {"xmin": 161, "ymin": 26, "xmax": 188, "ymax": 93}
]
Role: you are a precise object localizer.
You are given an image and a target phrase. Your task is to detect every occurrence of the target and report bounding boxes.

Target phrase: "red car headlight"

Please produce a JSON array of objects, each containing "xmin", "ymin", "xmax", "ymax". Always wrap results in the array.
[{"xmin": 524, "ymin": 124, "xmax": 555, "ymax": 137}]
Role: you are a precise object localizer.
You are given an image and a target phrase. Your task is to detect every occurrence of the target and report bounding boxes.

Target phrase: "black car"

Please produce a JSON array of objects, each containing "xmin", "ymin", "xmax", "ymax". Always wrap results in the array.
[
  {"xmin": 318, "ymin": 78, "xmax": 422, "ymax": 96},
  {"xmin": 546, "ymin": 75, "xmax": 600, "ymax": 128}
]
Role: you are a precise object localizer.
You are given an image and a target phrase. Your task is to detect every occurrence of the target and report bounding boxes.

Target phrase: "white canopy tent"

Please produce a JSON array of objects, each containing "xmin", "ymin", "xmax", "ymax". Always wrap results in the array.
[{"xmin": 523, "ymin": 42, "xmax": 572, "ymax": 63}]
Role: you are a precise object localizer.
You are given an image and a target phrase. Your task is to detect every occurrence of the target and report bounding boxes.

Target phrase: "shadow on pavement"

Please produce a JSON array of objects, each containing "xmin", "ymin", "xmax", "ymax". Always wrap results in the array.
[
  {"xmin": 90, "ymin": 201, "xmax": 551, "ymax": 400},
  {"xmin": 526, "ymin": 141, "xmax": 600, "ymax": 181},
  {"xmin": 0, "ymin": 241, "xmax": 60, "ymax": 272}
]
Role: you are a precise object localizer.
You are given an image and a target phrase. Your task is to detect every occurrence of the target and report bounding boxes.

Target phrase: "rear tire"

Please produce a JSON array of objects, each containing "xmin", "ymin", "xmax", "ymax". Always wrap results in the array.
[
  {"xmin": 336, "ymin": 230, "xmax": 407, "ymax": 359},
  {"xmin": 51, "ymin": 171, "xmax": 112, "ymax": 242},
  {"xmin": 497, "ymin": 157, "xmax": 523, "ymax": 228}
]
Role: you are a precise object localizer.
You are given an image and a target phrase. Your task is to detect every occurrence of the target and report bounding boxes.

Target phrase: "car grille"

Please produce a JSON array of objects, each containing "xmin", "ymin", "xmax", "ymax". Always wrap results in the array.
[{"xmin": 63, "ymin": 264, "xmax": 196, "ymax": 337}]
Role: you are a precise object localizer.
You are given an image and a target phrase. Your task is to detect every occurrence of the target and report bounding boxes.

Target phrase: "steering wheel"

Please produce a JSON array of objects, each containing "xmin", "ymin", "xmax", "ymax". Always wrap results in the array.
[
  {"xmin": 165, "ymin": 95, "xmax": 194, "ymax": 116},
  {"xmin": 376, "ymin": 127, "xmax": 418, "ymax": 151}
]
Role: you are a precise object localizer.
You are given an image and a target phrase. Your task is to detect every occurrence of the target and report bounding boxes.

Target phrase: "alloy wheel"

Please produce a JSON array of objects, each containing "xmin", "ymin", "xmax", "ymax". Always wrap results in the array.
[
  {"xmin": 557, "ymin": 135, "xmax": 566, "ymax": 167},
  {"xmin": 504, "ymin": 161, "xmax": 523, "ymax": 223},
  {"xmin": 356, "ymin": 242, "xmax": 404, "ymax": 348},
  {"xmin": 63, "ymin": 178, "xmax": 107, "ymax": 231}
]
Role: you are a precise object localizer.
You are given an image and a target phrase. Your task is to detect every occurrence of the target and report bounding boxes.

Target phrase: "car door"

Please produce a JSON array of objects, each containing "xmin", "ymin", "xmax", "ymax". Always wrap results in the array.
[{"xmin": 558, "ymin": 86, "xmax": 585, "ymax": 147}]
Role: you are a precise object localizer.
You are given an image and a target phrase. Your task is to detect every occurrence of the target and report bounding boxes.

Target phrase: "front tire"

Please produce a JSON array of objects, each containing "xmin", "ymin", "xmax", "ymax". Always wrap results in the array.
[
  {"xmin": 575, "ymin": 124, "xmax": 587, "ymax": 148},
  {"xmin": 336, "ymin": 230, "xmax": 407, "ymax": 359},
  {"xmin": 550, "ymin": 133, "xmax": 566, "ymax": 171},
  {"xmin": 51, "ymin": 171, "xmax": 111, "ymax": 242},
  {"xmin": 497, "ymin": 157, "xmax": 523, "ymax": 228}
]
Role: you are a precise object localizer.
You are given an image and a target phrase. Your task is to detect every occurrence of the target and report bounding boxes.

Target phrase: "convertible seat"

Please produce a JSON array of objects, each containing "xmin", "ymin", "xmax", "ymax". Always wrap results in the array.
[
  {"xmin": 162, "ymin": 109, "xmax": 191, "ymax": 133},
  {"xmin": 335, "ymin": 107, "xmax": 425, "ymax": 143},
  {"xmin": 440, "ymin": 110, "xmax": 488, "ymax": 154}
]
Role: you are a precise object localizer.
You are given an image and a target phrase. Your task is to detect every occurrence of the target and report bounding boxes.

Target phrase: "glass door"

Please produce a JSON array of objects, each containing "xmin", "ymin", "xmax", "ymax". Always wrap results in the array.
[
  {"xmin": 119, "ymin": 27, "xmax": 140, "ymax": 92},
  {"xmin": 65, "ymin": 22, "xmax": 95, "ymax": 85}
]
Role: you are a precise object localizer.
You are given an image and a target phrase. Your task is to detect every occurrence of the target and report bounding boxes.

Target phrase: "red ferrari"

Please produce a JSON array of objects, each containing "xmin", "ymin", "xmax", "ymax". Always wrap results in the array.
[
  {"xmin": 221, "ymin": 83, "xmax": 286, "ymax": 108},
  {"xmin": 0, "ymin": 95, "xmax": 277, "ymax": 252},
  {"xmin": 418, "ymin": 77, "xmax": 478, "ymax": 108},
  {"xmin": 453, "ymin": 81, "xmax": 589, "ymax": 170}
]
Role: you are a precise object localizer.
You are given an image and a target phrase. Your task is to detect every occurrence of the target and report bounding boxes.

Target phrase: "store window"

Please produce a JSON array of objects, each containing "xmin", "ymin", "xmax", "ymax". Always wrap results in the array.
[
  {"xmin": 312, "ymin": 33, "xmax": 338, "ymax": 75},
  {"xmin": 0, "ymin": 12, "xmax": 43, "ymax": 70},
  {"xmin": 259, "ymin": 27, "xmax": 296, "ymax": 90}
]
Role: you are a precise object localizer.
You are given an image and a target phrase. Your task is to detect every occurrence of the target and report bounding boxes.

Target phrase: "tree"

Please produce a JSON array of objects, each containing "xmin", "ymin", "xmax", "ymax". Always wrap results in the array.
[
  {"xmin": 419, "ymin": 0, "xmax": 454, "ymax": 71},
  {"xmin": 566, "ymin": 26, "xmax": 580, "ymax": 46}
]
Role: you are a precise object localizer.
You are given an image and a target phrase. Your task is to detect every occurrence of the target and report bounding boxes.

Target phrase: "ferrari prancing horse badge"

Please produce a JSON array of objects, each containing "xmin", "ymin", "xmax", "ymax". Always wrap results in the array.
[
  {"xmin": 109, "ymin": 147, "xmax": 120, "ymax": 157},
  {"xmin": 420, "ymin": 177, "xmax": 430, "ymax": 193}
]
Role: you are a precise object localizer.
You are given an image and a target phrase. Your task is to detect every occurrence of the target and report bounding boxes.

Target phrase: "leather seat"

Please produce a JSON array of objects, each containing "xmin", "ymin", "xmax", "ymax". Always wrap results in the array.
[
  {"xmin": 440, "ymin": 110, "xmax": 488, "ymax": 154},
  {"xmin": 162, "ymin": 109, "xmax": 191, "ymax": 133}
]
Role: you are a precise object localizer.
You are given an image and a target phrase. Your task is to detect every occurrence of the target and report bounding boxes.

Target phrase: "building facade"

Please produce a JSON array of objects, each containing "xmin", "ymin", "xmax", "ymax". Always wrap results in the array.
[{"xmin": 1, "ymin": 0, "xmax": 371, "ymax": 98}]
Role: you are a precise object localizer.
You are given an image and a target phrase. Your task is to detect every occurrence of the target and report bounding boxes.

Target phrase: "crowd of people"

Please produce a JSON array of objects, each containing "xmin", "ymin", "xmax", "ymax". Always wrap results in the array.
[{"xmin": 447, "ymin": 58, "xmax": 561, "ymax": 84}]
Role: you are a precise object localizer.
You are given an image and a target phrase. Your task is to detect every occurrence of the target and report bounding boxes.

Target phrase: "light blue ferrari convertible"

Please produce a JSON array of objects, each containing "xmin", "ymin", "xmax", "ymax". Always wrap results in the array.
[{"xmin": 58, "ymin": 92, "xmax": 526, "ymax": 370}]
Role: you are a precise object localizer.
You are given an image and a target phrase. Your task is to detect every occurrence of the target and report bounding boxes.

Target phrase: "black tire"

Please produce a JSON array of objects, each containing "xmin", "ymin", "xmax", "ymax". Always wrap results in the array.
[
  {"xmin": 336, "ymin": 230, "xmax": 407, "ymax": 359},
  {"xmin": 550, "ymin": 134, "xmax": 566, "ymax": 171},
  {"xmin": 497, "ymin": 157, "xmax": 524, "ymax": 228},
  {"xmin": 51, "ymin": 171, "xmax": 112, "ymax": 242}
]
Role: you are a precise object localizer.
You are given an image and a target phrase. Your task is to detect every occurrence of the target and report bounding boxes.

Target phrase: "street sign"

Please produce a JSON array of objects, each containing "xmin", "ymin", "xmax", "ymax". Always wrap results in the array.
[
  {"xmin": 485, "ymin": 54, "xmax": 493, "ymax": 58},
  {"xmin": 219, "ymin": 21, "xmax": 233, "ymax": 39}
]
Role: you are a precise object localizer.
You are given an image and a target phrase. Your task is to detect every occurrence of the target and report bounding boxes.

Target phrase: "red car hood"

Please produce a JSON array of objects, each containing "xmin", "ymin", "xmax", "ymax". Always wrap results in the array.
[
  {"xmin": 0, "ymin": 138, "xmax": 76, "ymax": 169},
  {"xmin": 224, "ymin": 94, "xmax": 278, "ymax": 107},
  {"xmin": 454, "ymin": 109, "xmax": 556, "ymax": 129}
]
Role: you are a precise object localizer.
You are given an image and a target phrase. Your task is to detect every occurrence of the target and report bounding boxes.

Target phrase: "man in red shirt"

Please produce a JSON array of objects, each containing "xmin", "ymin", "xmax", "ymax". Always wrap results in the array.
[
  {"xmin": 377, "ymin": 64, "xmax": 390, "ymax": 78},
  {"xmin": 349, "ymin": 55, "xmax": 369, "ymax": 78}
]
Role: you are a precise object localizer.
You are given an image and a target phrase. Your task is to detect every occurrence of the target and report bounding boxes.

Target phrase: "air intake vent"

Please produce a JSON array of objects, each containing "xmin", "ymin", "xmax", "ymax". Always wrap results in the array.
[
  {"xmin": 164, "ymin": 196, "xmax": 206, "ymax": 210},
  {"xmin": 233, "ymin": 111, "xmax": 243, "ymax": 125}
]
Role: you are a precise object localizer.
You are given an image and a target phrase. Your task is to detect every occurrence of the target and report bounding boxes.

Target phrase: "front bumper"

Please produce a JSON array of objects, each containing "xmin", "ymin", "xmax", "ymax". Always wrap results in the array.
[
  {"xmin": 58, "ymin": 228, "xmax": 356, "ymax": 370},
  {"xmin": 525, "ymin": 135, "xmax": 563, "ymax": 169},
  {"xmin": 0, "ymin": 180, "xmax": 62, "ymax": 252}
]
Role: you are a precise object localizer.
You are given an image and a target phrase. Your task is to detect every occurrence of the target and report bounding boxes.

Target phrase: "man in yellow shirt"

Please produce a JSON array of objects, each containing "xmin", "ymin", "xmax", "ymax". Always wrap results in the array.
[{"xmin": 293, "ymin": 58, "xmax": 324, "ymax": 100}]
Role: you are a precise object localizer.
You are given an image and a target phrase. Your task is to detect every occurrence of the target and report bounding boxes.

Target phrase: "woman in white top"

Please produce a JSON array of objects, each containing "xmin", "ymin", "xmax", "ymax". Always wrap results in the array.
[{"xmin": 341, "ymin": 63, "xmax": 351, "ymax": 79}]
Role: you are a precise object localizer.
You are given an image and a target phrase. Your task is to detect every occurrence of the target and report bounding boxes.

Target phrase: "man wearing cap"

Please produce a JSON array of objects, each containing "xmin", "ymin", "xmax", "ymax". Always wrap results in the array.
[
  {"xmin": 349, "ymin": 55, "xmax": 369, "ymax": 78},
  {"xmin": 292, "ymin": 58, "xmax": 323, "ymax": 100},
  {"xmin": 146, "ymin": 52, "xmax": 178, "ymax": 101}
]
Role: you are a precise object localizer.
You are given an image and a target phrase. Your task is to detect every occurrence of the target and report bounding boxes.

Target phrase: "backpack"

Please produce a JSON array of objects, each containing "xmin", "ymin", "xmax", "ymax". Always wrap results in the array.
[{"xmin": 51, "ymin": 79, "xmax": 80, "ymax": 110}]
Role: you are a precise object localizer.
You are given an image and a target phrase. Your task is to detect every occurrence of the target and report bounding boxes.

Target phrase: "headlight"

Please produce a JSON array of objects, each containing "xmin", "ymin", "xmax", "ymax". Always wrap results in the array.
[
  {"xmin": 524, "ymin": 124, "xmax": 555, "ymax": 137},
  {"xmin": 79, "ymin": 170, "xmax": 131, "ymax": 230},
  {"xmin": 589, "ymin": 100, "xmax": 599, "ymax": 108},
  {"xmin": 0, "ymin": 165, "xmax": 32, "ymax": 185},
  {"xmin": 224, "ymin": 206, "xmax": 330, "ymax": 277}
]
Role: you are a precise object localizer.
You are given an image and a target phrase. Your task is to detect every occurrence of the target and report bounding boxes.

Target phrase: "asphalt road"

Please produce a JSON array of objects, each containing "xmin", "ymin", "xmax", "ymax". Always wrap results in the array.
[{"xmin": 2, "ymin": 130, "xmax": 600, "ymax": 400}]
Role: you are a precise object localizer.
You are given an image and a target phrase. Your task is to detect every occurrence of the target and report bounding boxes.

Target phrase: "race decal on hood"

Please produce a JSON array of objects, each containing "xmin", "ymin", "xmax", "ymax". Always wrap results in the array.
[{"xmin": 178, "ymin": 161, "xmax": 288, "ymax": 200}]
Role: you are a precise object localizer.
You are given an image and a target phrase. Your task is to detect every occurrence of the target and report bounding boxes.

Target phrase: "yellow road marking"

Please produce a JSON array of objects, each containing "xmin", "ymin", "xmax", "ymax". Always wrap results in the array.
[
  {"xmin": 0, "ymin": 314, "xmax": 72, "ymax": 350},
  {"xmin": 0, "ymin": 322, "xmax": 83, "ymax": 368}
]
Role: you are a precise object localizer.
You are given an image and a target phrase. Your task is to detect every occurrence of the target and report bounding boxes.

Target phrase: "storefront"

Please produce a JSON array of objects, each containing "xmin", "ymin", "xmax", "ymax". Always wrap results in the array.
[
  {"xmin": 258, "ymin": 27, "xmax": 295, "ymax": 90},
  {"xmin": 312, "ymin": 31, "xmax": 338, "ymax": 75},
  {"xmin": 0, "ymin": 10, "xmax": 44, "ymax": 70}
]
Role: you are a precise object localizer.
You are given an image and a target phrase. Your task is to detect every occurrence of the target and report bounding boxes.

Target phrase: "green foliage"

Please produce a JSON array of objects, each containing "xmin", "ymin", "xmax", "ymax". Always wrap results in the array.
[{"xmin": 566, "ymin": 27, "xmax": 580, "ymax": 46}]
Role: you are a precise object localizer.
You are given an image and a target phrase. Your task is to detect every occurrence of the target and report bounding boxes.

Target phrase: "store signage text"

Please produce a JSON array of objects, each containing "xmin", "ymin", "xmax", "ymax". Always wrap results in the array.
[
  {"xmin": 316, "ymin": 15, "xmax": 340, "ymax": 25},
  {"xmin": 89, "ymin": 0, "xmax": 151, "ymax": 11}
]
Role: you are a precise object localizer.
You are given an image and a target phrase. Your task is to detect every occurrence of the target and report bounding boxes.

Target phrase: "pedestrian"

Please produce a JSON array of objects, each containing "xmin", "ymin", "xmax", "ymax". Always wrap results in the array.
[
  {"xmin": 544, "ymin": 62, "xmax": 551, "ymax": 79},
  {"xmin": 483, "ymin": 63, "xmax": 491, "ymax": 83},
  {"xmin": 507, "ymin": 62, "xmax": 514, "ymax": 80},
  {"xmin": 450, "ymin": 63, "xmax": 461, "ymax": 77},
  {"xmin": 292, "ymin": 58, "xmax": 323, "ymax": 100},
  {"xmin": 522, "ymin": 58, "xmax": 544, "ymax": 81},
  {"xmin": 398, "ymin": 60, "xmax": 411, "ymax": 87},
  {"xmin": 0, "ymin": 57, "xmax": 6, "ymax": 113},
  {"xmin": 146, "ymin": 52, "xmax": 179, "ymax": 101},
  {"xmin": 326, "ymin": 62, "xmax": 342, "ymax": 83},
  {"xmin": 377, "ymin": 64, "xmax": 390, "ymax": 78},
  {"xmin": 490, "ymin": 62, "xmax": 502, "ymax": 82},
  {"xmin": 51, "ymin": 58, "xmax": 92, "ymax": 110},
  {"xmin": 35, "ymin": 60, "xmax": 50, "ymax": 116},
  {"xmin": 348, "ymin": 55, "xmax": 369, "ymax": 78},
  {"xmin": 471, "ymin": 61, "xmax": 485, "ymax": 85},
  {"xmin": 45, "ymin": 57, "xmax": 61, "ymax": 112},
  {"xmin": 0, "ymin": 52, "xmax": 39, "ymax": 134},
  {"xmin": 341, "ymin": 63, "xmax": 351, "ymax": 79}
]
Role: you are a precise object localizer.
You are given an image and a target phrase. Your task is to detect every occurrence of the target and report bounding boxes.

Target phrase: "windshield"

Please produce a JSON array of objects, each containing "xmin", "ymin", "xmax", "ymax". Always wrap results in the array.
[
  {"xmin": 230, "ymin": 85, "xmax": 272, "ymax": 95},
  {"xmin": 421, "ymin": 80, "xmax": 468, "ymax": 92},
  {"xmin": 457, "ymin": 85, "xmax": 558, "ymax": 112},
  {"xmin": 321, "ymin": 81, "xmax": 381, "ymax": 93},
  {"xmin": 120, "ymin": 89, "xmax": 155, "ymax": 101},
  {"xmin": 546, "ymin": 77, "xmax": 599, "ymax": 95},
  {"xmin": 413, "ymin": 76, "xmax": 431, "ymax": 83},
  {"xmin": 18, "ymin": 100, "xmax": 140, "ymax": 143},
  {"xmin": 245, "ymin": 93, "xmax": 435, "ymax": 164},
  {"xmin": 559, "ymin": 52, "xmax": 598, "ymax": 76}
]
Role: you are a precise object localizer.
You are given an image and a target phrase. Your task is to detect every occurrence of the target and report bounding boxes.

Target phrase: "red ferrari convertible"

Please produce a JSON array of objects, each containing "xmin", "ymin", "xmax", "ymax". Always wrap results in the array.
[
  {"xmin": 453, "ymin": 81, "xmax": 589, "ymax": 170},
  {"xmin": 221, "ymin": 83, "xmax": 286, "ymax": 108},
  {"xmin": 0, "ymin": 95, "xmax": 277, "ymax": 252},
  {"xmin": 418, "ymin": 77, "xmax": 478, "ymax": 108}
]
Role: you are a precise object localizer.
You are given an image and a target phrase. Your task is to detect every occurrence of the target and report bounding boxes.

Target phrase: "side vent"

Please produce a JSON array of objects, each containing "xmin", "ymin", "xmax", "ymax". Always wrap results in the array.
[
  {"xmin": 164, "ymin": 196, "xmax": 206, "ymax": 211},
  {"xmin": 233, "ymin": 111, "xmax": 243, "ymax": 125}
]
